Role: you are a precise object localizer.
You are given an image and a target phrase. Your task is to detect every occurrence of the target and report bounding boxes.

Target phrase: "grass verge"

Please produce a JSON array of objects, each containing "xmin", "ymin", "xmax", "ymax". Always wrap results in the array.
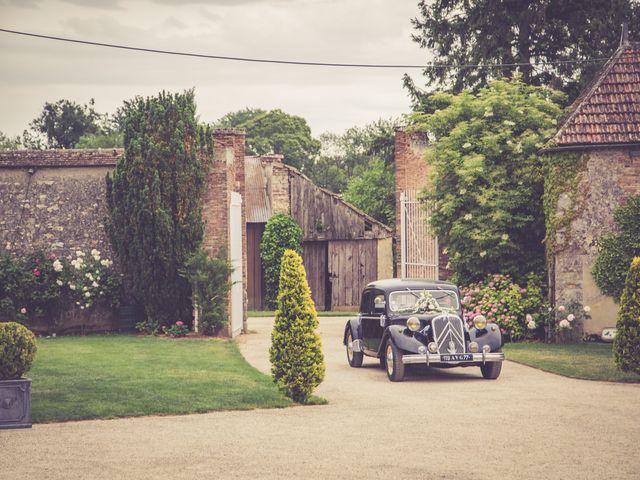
[
  {"xmin": 30, "ymin": 335, "xmax": 292, "ymax": 423},
  {"xmin": 504, "ymin": 342, "xmax": 640, "ymax": 383},
  {"xmin": 248, "ymin": 310, "xmax": 355, "ymax": 317}
]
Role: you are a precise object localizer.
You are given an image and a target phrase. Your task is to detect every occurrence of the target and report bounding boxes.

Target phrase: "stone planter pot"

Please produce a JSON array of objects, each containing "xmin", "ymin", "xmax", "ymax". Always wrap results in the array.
[{"xmin": 0, "ymin": 378, "xmax": 32, "ymax": 429}]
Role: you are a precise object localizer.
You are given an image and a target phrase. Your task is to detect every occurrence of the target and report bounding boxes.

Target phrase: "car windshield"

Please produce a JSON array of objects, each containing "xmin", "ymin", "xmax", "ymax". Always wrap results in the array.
[{"xmin": 388, "ymin": 289, "xmax": 459, "ymax": 314}]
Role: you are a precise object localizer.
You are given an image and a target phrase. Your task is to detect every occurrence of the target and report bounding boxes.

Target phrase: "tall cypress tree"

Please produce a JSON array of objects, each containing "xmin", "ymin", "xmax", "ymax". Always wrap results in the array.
[{"xmin": 106, "ymin": 90, "xmax": 212, "ymax": 330}]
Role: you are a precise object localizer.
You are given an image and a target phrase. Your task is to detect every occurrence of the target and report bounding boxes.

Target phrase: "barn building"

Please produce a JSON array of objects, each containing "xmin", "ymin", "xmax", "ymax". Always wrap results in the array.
[{"xmin": 245, "ymin": 155, "xmax": 393, "ymax": 311}]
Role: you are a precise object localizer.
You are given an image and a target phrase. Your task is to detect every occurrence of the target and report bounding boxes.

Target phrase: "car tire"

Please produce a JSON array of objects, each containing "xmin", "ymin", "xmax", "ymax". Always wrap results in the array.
[
  {"xmin": 480, "ymin": 352, "xmax": 502, "ymax": 379},
  {"xmin": 346, "ymin": 329, "xmax": 364, "ymax": 368},
  {"xmin": 385, "ymin": 338, "xmax": 405, "ymax": 382}
]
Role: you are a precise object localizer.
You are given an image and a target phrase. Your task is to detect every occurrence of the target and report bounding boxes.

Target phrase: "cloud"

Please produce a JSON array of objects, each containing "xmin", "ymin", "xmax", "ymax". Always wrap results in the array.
[
  {"xmin": 0, "ymin": 0, "xmax": 423, "ymax": 137},
  {"xmin": 0, "ymin": 0, "xmax": 40, "ymax": 8}
]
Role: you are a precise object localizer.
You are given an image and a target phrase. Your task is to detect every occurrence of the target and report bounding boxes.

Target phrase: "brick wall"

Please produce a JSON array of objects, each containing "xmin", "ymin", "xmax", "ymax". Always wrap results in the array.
[
  {"xmin": 202, "ymin": 129, "xmax": 247, "ymax": 335},
  {"xmin": 552, "ymin": 147, "xmax": 640, "ymax": 333},
  {"xmin": 264, "ymin": 156, "xmax": 291, "ymax": 215}
]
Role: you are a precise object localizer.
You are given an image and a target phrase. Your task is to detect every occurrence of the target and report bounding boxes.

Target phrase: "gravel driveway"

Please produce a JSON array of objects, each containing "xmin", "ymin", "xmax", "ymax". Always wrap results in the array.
[{"xmin": 2, "ymin": 316, "xmax": 639, "ymax": 479}]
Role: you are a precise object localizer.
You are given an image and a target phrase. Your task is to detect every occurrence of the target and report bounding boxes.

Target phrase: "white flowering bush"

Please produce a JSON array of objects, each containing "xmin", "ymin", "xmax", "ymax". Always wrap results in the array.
[
  {"xmin": 0, "ymin": 248, "xmax": 121, "ymax": 330},
  {"xmin": 58, "ymin": 249, "xmax": 120, "ymax": 311}
]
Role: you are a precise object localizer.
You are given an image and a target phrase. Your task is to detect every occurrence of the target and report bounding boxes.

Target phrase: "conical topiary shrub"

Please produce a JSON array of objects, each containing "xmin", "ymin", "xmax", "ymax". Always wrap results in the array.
[
  {"xmin": 269, "ymin": 249, "xmax": 325, "ymax": 403},
  {"xmin": 614, "ymin": 257, "xmax": 640, "ymax": 375}
]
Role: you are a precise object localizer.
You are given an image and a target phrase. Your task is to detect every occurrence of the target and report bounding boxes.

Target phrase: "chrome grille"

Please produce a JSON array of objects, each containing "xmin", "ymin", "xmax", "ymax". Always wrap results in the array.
[{"xmin": 431, "ymin": 314, "xmax": 466, "ymax": 354}]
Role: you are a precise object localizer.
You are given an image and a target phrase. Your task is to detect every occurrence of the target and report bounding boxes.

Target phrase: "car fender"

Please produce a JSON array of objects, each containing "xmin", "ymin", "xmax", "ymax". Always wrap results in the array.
[
  {"xmin": 343, "ymin": 317, "xmax": 362, "ymax": 345},
  {"xmin": 469, "ymin": 325, "xmax": 502, "ymax": 351},
  {"xmin": 384, "ymin": 325, "xmax": 424, "ymax": 355}
]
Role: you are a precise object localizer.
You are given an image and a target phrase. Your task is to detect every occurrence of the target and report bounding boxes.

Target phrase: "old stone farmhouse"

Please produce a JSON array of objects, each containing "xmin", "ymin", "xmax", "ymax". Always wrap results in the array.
[
  {"xmin": 0, "ymin": 129, "xmax": 393, "ymax": 333},
  {"xmin": 543, "ymin": 38, "xmax": 640, "ymax": 334}
]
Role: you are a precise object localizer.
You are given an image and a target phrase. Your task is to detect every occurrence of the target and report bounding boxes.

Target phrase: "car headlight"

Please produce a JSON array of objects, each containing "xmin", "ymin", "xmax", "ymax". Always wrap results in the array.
[
  {"xmin": 427, "ymin": 342, "xmax": 438, "ymax": 353},
  {"xmin": 406, "ymin": 316, "xmax": 421, "ymax": 332},
  {"xmin": 473, "ymin": 315, "xmax": 487, "ymax": 330}
]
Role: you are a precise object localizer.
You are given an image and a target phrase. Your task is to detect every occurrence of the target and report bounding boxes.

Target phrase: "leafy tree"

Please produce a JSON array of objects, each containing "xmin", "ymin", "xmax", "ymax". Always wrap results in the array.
[
  {"xmin": 269, "ymin": 249, "xmax": 325, "ymax": 402},
  {"xmin": 408, "ymin": 0, "xmax": 639, "ymax": 100},
  {"xmin": 310, "ymin": 119, "xmax": 399, "ymax": 193},
  {"xmin": 412, "ymin": 75, "xmax": 565, "ymax": 284},
  {"xmin": 308, "ymin": 118, "xmax": 398, "ymax": 226},
  {"xmin": 614, "ymin": 257, "xmax": 640, "ymax": 375},
  {"xmin": 106, "ymin": 90, "xmax": 212, "ymax": 331},
  {"xmin": 214, "ymin": 108, "xmax": 320, "ymax": 171},
  {"xmin": 260, "ymin": 214, "xmax": 302, "ymax": 310},
  {"xmin": 0, "ymin": 131, "xmax": 21, "ymax": 150},
  {"xmin": 593, "ymin": 195, "xmax": 640, "ymax": 301},
  {"xmin": 343, "ymin": 158, "xmax": 395, "ymax": 227},
  {"xmin": 24, "ymin": 99, "xmax": 102, "ymax": 149},
  {"xmin": 76, "ymin": 131, "xmax": 124, "ymax": 149}
]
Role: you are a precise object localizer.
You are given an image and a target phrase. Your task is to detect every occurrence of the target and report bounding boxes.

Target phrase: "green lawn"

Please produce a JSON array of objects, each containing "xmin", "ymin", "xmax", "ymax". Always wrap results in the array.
[
  {"xmin": 248, "ymin": 310, "xmax": 356, "ymax": 317},
  {"xmin": 504, "ymin": 342, "xmax": 640, "ymax": 383},
  {"xmin": 30, "ymin": 335, "xmax": 292, "ymax": 423}
]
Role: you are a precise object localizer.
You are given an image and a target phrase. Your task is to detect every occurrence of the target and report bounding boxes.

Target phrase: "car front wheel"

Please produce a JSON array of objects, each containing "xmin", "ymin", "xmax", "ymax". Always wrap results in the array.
[
  {"xmin": 480, "ymin": 352, "xmax": 502, "ymax": 379},
  {"xmin": 385, "ymin": 338, "xmax": 405, "ymax": 382},
  {"xmin": 346, "ymin": 330, "xmax": 363, "ymax": 367}
]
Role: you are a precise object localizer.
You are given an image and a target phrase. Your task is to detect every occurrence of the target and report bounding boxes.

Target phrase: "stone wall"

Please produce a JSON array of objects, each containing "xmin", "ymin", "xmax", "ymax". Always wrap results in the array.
[
  {"xmin": 0, "ymin": 131, "xmax": 249, "ymax": 335},
  {"xmin": 553, "ymin": 147, "xmax": 640, "ymax": 334},
  {"xmin": 0, "ymin": 149, "xmax": 120, "ymax": 259}
]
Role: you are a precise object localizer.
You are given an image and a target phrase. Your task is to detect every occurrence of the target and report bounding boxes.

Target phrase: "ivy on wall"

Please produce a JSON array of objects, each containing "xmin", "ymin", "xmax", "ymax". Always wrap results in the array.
[{"xmin": 541, "ymin": 151, "xmax": 589, "ymax": 260}]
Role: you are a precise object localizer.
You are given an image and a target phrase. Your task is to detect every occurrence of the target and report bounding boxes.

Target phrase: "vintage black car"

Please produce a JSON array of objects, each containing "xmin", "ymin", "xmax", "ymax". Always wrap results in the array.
[{"xmin": 343, "ymin": 279, "xmax": 504, "ymax": 381}]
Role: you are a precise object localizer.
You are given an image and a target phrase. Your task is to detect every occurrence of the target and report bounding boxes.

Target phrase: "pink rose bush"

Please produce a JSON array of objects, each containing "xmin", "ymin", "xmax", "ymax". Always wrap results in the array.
[
  {"xmin": 549, "ymin": 302, "xmax": 591, "ymax": 343},
  {"xmin": 163, "ymin": 320, "xmax": 189, "ymax": 337}
]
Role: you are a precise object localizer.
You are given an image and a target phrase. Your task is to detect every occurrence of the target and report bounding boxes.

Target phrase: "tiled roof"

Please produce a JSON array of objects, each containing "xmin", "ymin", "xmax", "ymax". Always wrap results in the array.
[
  {"xmin": 0, "ymin": 149, "xmax": 123, "ymax": 168},
  {"xmin": 553, "ymin": 41, "xmax": 640, "ymax": 147}
]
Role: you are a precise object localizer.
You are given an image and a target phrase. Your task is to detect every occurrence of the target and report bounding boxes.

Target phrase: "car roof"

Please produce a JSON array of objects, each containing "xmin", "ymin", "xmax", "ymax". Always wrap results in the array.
[{"xmin": 365, "ymin": 278, "xmax": 458, "ymax": 292}]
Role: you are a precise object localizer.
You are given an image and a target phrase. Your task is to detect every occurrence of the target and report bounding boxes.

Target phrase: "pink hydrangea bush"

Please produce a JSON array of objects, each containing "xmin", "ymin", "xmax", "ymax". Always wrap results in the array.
[{"xmin": 461, "ymin": 274, "xmax": 545, "ymax": 341}]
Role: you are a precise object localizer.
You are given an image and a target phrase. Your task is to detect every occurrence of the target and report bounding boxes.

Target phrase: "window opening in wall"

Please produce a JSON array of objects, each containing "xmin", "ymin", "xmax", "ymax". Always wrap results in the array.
[{"xmin": 364, "ymin": 220, "xmax": 372, "ymax": 232}]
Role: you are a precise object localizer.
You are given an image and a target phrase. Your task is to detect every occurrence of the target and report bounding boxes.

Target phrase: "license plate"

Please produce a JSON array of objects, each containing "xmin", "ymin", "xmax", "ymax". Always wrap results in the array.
[{"xmin": 440, "ymin": 354, "xmax": 473, "ymax": 362}]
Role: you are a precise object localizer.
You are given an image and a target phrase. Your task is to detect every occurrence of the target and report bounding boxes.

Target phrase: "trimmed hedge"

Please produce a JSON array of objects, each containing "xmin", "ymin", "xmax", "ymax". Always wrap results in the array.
[
  {"xmin": 269, "ymin": 250, "xmax": 325, "ymax": 402},
  {"xmin": 614, "ymin": 257, "xmax": 640, "ymax": 375},
  {"xmin": 0, "ymin": 322, "xmax": 37, "ymax": 380}
]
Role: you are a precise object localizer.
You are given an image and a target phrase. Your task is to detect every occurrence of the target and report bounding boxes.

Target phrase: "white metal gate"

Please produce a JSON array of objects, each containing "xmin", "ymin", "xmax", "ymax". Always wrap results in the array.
[
  {"xmin": 400, "ymin": 190, "xmax": 439, "ymax": 279},
  {"xmin": 229, "ymin": 192, "xmax": 244, "ymax": 337}
]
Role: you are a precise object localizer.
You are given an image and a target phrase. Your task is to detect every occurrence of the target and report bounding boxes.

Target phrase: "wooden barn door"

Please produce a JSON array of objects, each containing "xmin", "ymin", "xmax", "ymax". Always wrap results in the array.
[
  {"xmin": 246, "ymin": 223, "xmax": 266, "ymax": 311},
  {"xmin": 302, "ymin": 241, "xmax": 328, "ymax": 311},
  {"xmin": 328, "ymin": 240, "xmax": 377, "ymax": 310}
]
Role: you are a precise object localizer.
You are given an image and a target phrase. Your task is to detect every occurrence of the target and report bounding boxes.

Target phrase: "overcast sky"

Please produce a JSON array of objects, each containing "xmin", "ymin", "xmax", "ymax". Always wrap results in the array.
[{"xmin": 0, "ymin": 0, "xmax": 428, "ymax": 138}]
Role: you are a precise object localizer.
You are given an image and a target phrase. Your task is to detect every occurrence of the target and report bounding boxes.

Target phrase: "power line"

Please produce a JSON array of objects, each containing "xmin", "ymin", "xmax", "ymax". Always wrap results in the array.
[{"xmin": 0, "ymin": 27, "xmax": 610, "ymax": 70}]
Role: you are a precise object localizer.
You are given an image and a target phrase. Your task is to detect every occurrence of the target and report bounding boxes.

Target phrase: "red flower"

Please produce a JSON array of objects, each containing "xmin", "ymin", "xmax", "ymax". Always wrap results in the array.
[
  {"xmin": 176, "ymin": 321, "xmax": 184, "ymax": 326},
  {"xmin": 33, "ymin": 268, "xmax": 41, "ymax": 277}
]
